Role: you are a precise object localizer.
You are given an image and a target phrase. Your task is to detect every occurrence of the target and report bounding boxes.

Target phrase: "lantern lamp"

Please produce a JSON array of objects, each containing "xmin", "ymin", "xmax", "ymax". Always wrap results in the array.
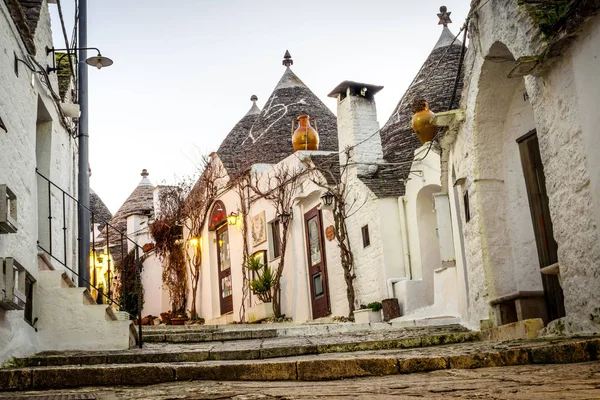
[
  {"xmin": 278, "ymin": 209, "xmax": 293, "ymax": 225},
  {"xmin": 227, "ymin": 212, "xmax": 239, "ymax": 226},
  {"xmin": 321, "ymin": 191, "xmax": 334, "ymax": 207}
]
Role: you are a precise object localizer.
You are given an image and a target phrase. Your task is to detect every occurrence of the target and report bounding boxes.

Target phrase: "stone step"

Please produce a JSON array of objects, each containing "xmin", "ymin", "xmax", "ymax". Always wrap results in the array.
[
  {"xmin": 142, "ymin": 322, "xmax": 469, "ymax": 343},
  {"xmin": 2, "ymin": 336, "xmax": 598, "ymax": 391},
  {"xmin": 21, "ymin": 328, "xmax": 479, "ymax": 367}
]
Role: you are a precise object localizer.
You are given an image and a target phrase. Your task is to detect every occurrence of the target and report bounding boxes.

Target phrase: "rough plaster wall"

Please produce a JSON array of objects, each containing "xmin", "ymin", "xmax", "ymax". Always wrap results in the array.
[
  {"xmin": 569, "ymin": 15, "xmax": 600, "ymax": 327},
  {"xmin": 0, "ymin": 0, "xmax": 78, "ymax": 362},
  {"xmin": 336, "ymin": 95, "xmax": 383, "ymax": 176},
  {"xmin": 345, "ymin": 176, "xmax": 386, "ymax": 305},
  {"xmin": 502, "ymin": 81, "xmax": 542, "ymax": 292},
  {"xmin": 526, "ymin": 51, "xmax": 600, "ymax": 333},
  {"xmin": 452, "ymin": 0, "xmax": 600, "ymax": 331},
  {"xmin": 447, "ymin": 153, "xmax": 472, "ymax": 327}
]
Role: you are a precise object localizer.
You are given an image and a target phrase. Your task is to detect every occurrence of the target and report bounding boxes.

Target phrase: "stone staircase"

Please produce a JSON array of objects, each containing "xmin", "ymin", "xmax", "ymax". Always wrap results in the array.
[
  {"xmin": 34, "ymin": 270, "xmax": 136, "ymax": 352},
  {"xmin": 1, "ymin": 320, "xmax": 599, "ymax": 392}
]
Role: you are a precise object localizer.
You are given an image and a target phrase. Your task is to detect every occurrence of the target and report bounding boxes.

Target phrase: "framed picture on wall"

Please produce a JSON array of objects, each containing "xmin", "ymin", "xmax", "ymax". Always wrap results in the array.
[{"xmin": 252, "ymin": 211, "xmax": 267, "ymax": 246}]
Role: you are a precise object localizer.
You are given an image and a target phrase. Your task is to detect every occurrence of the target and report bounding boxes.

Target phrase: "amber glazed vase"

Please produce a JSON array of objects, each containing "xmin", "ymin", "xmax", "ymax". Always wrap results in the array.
[
  {"xmin": 411, "ymin": 102, "xmax": 436, "ymax": 144},
  {"xmin": 292, "ymin": 115, "xmax": 319, "ymax": 151}
]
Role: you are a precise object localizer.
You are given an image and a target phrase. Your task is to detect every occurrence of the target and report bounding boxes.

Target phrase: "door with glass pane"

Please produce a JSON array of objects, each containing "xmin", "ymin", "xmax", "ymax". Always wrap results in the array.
[
  {"xmin": 217, "ymin": 224, "xmax": 233, "ymax": 314},
  {"xmin": 304, "ymin": 206, "xmax": 330, "ymax": 319}
]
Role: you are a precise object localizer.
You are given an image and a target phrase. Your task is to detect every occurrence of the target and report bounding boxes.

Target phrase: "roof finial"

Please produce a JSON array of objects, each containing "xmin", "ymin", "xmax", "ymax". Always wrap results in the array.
[
  {"xmin": 141, "ymin": 169, "xmax": 149, "ymax": 177},
  {"xmin": 251, "ymin": 94, "xmax": 258, "ymax": 103},
  {"xmin": 437, "ymin": 6, "xmax": 452, "ymax": 27},
  {"xmin": 282, "ymin": 50, "xmax": 293, "ymax": 68}
]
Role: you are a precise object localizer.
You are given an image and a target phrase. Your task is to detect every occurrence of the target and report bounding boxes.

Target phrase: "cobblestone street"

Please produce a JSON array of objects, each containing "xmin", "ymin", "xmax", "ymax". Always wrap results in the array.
[{"xmin": 3, "ymin": 361, "xmax": 599, "ymax": 399}]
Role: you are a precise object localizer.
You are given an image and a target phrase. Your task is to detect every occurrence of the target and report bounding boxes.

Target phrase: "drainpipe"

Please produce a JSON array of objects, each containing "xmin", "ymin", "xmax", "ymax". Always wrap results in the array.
[
  {"xmin": 398, "ymin": 196, "xmax": 412, "ymax": 280},
  {"xmin": 386, "ymin": 278, "xmax": 406, "ymax": 299}
]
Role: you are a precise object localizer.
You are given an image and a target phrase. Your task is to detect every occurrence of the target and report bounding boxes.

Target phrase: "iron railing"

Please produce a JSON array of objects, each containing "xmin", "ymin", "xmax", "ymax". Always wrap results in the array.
[{"xmin": 35, "ymin": 169, "xmax": 144, "ymax": 347}]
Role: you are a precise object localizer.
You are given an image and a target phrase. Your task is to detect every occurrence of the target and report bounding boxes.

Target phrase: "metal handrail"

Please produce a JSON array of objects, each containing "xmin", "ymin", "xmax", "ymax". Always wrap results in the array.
[{"xmin": 35, "ymin": 169, "xmax": 144, "ymax": 347}]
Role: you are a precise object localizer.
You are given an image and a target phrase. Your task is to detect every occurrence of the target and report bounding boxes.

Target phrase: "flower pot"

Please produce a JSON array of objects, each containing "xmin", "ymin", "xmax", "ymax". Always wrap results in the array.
[
  {"xmin": 170, "ymin": 317, "xmax": 189, "ymax": 326},
  {"xmin": 354, "ymin": 309, "xmax": 382, "ymax": 324},
  {"xmin": 160, "ymin": 312, "xmax": 170, "ymax": 324},
  {"xmin": 248, "ymin": 302, "xmax": 275, "ymax": 323}
]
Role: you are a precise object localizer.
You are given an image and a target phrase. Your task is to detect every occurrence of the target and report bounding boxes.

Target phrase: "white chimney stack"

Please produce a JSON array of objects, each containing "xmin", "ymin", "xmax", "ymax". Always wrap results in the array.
[{"xmin": 328, "ymin": 81, "xmax": 384, "ymax": 176}]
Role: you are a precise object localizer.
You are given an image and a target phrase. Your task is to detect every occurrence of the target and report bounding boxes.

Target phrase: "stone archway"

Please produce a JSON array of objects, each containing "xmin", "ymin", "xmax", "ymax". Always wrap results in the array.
[{"xmin": 471, "ymin": 41, "xmax": 561, "ymax": 326}]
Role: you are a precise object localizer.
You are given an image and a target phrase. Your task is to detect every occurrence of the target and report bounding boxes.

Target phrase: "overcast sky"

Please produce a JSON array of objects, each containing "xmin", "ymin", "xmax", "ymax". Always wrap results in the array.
[{"xmin": 49, "ymin": 0, "xmax": 470, "ymax": 214}]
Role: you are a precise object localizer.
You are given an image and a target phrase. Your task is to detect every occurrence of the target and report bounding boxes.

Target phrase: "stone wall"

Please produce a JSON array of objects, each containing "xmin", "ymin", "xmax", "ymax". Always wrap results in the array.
[
  {"xmin": 0, "ymin": 0, "xmax": 78, "ymax": 362},
  {"xmin": 450, "ymin": 0, "xmax": 600, "ymax": 332}
]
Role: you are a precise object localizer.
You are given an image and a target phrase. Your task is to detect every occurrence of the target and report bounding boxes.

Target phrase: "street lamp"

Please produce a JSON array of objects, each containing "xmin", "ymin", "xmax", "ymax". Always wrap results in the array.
[
  {"xmin": 227, "ymin": 212, "xmax": 239, "ymax": 226},
  {"xmin": 321, "ymin": 191, "xmax": 334, "ymax": 207},
  {"xmin": 277, "ymin": 209, "xmax": 293, "ymax": 225},
  {"xmin": 46, "ymin": 46, "xmax": 114, "ymax": 73}
]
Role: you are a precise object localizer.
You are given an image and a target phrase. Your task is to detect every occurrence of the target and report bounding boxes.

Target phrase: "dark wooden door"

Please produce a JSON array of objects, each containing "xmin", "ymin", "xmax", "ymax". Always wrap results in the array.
[
  {"xmin": 518, "ymin": 130, "xmax": 566, "ymax": 322},
  {"xmin": 217, "ymin": 224, "xmax": 233, "ymax": 314},
  {"xmin": 304, "ymin": 206, "xmax": 330, "ymax": 319}
]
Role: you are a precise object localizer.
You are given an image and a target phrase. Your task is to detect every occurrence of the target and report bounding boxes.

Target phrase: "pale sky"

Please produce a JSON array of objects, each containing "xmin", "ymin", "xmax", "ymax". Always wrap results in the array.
[{"xmin": 50, "ymin": 0, "xmax": 470, "ymax": 214}]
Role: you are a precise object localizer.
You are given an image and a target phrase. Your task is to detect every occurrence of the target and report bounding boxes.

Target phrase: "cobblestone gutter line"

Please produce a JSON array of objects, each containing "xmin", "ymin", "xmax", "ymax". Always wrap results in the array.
[{"xmin": 1, "ymin": 337, "xmax": 598, "ymax": 391}]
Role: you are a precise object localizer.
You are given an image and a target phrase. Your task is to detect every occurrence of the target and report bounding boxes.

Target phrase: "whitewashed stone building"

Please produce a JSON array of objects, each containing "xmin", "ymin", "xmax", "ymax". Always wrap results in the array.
[
  {"xmin": 181, "ymin": 20, "xmax": 469, "ymax": 324},
  {"xmin": 442, "ymin": 0, "xmax": 600, "ymax": 333},
  {"xmin": 0, "ymin": 0, "xmax": 131, "ymax": 363}
]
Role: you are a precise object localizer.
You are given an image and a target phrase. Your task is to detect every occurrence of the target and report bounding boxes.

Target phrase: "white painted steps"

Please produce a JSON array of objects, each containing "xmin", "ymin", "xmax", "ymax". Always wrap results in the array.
[{"xmin": 33, "ymin": 270, "xmax": 136, "ymax": 352}]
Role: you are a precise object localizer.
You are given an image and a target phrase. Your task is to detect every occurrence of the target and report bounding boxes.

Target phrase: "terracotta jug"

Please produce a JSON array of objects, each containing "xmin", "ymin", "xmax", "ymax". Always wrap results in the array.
[
  {"xmin": 411, "ymin": 100, "xmax": 436, "ymax": 144},
  {"xmin": 292, "ymin": 115, "xmax": 319, "ymax": 151}
]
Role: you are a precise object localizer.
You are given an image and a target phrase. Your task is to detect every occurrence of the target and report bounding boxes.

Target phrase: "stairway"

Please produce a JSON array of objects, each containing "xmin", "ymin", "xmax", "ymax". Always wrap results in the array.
[
  {"xmin": 33, "ymin": 270, "xmax": 136, "ymax": 353},
  {"xmin": 2, "ymin": 321, "xmax": 598, "ymax": 392}
]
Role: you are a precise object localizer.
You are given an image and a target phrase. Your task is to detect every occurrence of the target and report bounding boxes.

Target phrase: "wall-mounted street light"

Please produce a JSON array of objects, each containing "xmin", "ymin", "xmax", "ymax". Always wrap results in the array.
[
  {"xmin": 277, "ymin": 209, "xmax": 293, "ymax": 225},
  {"xmin": 227, "ymin": 212, "xmax": 239, "ymax": 226},
  {"xmin": 46, "ymin": 46, "xmax": 113, "ymax": 73},
  {"xmin": 321, "ymin": 191, "xmax": 335, "ymax": 207}
]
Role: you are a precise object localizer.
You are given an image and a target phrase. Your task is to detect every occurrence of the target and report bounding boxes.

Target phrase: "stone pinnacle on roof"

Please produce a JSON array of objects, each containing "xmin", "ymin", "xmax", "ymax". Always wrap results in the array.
[
  {"xmin": 437, "ymin": 5, "xmax": 452, "ymax": 27},
  {"xmin": 247, "ymin": 95, "xmax": 260, "ymax": 116},
  {"xmin": 139, "ymin": 169, "xmax": 152, "ymax": 186},
  {"xmin": 282, "ymin": 50, "xmax": 293, "ymax": 68}
]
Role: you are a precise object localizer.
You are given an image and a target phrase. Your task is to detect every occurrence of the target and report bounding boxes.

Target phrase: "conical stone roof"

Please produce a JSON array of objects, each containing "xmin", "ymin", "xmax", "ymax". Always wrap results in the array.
[
  {"xmin": 367, "ymin": 25, "xmax": 464, "ymax": 197},
  {"xmin": 90, "ymin": 189, "xmax": 113, "ymax": 228},
  {"xmin": 224, "ymin": 65, "xmax": 338, "ymax": 175},
  {"xmin": 107, "ymin": 169, "xmax": 155, "ymax": 235},
  {"xmin": 217, "ymin": 97, "xmax": 262, "ymax": 173}
]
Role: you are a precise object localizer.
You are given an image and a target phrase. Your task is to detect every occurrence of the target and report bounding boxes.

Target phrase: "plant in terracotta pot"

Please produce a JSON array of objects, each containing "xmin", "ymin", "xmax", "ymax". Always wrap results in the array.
[
  {"xmin": 160, "ymin": 311, "xmax": 171, "ymax": 325},
  {"xmin": 170, "ymin": 312, "xmax": 189, "ymax": 326}
]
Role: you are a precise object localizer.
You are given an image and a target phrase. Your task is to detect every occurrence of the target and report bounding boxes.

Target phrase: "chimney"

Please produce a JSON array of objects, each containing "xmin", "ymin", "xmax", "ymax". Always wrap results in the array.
[{"xmin": 328, "ymin": 81, "xmax": 384, "ymax": 176}]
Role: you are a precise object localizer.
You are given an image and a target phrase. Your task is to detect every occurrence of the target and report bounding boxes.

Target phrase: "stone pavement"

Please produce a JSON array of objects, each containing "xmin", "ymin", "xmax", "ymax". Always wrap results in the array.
[{"xmin": 2, "ymin": 362, "xmax": 600, "ymax": 399}]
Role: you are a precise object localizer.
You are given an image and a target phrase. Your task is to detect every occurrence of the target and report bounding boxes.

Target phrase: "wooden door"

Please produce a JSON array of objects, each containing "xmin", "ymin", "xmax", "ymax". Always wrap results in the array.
[
  {"xmin": 217, "ymin": 224, "xmax": 233, "ymax": 314},
  {"xmin": 304, "ymin": 206, "xmax": 330, "ymax": 319},
  {"xmin": 518, "ymin": 130, "xmax": 566, "ymax": 322}
]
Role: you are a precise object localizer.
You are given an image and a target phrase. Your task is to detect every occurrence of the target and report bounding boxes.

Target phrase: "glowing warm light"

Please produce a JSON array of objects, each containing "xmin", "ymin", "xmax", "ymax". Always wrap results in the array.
[
  {"xmin": 188, "ymin": 237, "xmax": 201, "ymax": 248},
  {"xmin": 227, "ymin": 212, "xmax": 238, "ymax": 226}
]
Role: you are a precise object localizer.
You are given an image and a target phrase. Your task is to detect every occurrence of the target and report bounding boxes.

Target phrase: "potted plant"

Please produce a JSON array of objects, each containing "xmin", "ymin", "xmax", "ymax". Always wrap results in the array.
[
  {"xmin": 170, "ymin": 312, "xmax": 189, "ymax": 326},
  {"xmin": 160, "ymin": 311, "xmax": 171, "ymax": 325},
  {"xmin": 244, "ymin": 254, "xmax": 275, "ymax": 323},
  {"xmin": 353, "ymin": 302, "xmax": 383, "ymax": 324}
]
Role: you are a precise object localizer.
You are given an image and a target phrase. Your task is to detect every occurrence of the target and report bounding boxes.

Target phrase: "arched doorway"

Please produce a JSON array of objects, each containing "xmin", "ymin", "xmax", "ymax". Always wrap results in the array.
[
  {"xmin": 472, "ymin": 42, "xmax": 565, "ymax": 325},
  {"xmin": 208, "ymin": 200, "xmax": 233, "ymax": 315}
]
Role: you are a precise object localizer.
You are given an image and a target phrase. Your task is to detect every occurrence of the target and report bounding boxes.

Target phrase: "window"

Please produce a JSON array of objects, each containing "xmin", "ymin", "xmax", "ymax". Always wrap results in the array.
[
  {"xmin": 463, "ymin": 190, "xmax": 471, "ymax": 223},
  {"xmin": 361, "ymin": 225, "xmax": 370, "ymax": 248},
  {"xmin": 269, "ymin": 220, "xmax": 282, "ymax": 259}
]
